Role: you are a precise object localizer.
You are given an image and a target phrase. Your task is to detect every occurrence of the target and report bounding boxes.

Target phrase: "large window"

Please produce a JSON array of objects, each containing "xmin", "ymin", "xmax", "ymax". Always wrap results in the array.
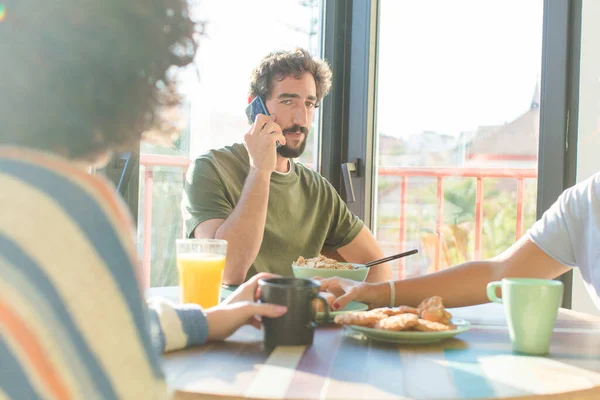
[
  {"xmin": 138, "ymin": 0, "xmax": 324, "ymax": 287},
  {"xmin": 130, "ymin": 0, "xmax": 576, "ymax": 291},
  {"xmin": 373, "ymin": 0, "xmax": 544, "ymax": 278}
]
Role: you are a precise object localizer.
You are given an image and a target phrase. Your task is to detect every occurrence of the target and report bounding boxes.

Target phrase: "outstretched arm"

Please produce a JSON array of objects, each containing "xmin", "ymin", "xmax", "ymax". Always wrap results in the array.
[{"xmin": 322, "ymin": 236, "xmax": 571, "ymax": 309}]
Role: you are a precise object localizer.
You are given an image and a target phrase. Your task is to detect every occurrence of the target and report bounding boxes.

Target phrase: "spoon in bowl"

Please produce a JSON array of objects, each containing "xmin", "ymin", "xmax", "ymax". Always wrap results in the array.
[{"xmin": 364, "ymin": 249, "xmax": 419, "ymax": 268}]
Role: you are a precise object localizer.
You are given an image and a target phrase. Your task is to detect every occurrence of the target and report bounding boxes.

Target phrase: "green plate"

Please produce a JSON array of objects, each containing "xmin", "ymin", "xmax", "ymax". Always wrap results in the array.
[
  {"xmin": 316, "ymin": 301, "xmax": 369, "ymax": 322},
  {"xmin": 348, "ymin": 318, "xmax": 471, "ymax": 344}
]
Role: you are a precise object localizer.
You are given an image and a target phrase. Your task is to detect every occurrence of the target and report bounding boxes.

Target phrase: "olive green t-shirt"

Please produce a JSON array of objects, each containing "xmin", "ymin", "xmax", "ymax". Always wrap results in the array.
[{"xmin": 181, "ymin": 143, "xmax": 364, "ymax": 280}]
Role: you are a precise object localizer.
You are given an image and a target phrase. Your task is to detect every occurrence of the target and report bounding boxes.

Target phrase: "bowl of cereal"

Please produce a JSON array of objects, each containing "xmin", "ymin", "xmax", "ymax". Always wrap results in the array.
[{"xmin": 292, "ymin": 255, "xmax": 369, "ymax": 282}]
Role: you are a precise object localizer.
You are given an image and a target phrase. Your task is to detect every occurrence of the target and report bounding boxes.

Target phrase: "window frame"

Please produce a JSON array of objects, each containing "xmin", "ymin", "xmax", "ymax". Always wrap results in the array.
[
  {"xmin": 334, "ymin": 0, "xmax": 581, "ymax": 307},
  {"xmin": 537, "ymin": 0, "xmax": 582, "ymax": 307}
]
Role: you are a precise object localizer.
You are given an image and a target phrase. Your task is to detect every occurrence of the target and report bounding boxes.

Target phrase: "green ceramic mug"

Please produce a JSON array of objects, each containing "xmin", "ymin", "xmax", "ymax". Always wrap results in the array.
[{"xmin": 486, "ymin": 278, "xmax": 564, "ymax": 355}]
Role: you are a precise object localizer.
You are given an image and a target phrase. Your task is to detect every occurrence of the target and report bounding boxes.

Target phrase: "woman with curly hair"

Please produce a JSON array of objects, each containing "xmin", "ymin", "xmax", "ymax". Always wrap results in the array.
[{"xmin": 0, "ymin": 1, "xmax": 286, "ymax": 398}]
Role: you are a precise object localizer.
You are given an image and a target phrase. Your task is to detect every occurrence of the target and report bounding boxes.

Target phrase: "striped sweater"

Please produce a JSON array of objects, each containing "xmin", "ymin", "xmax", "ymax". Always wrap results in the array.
[{"xmin": 0, "ymin": 147, "xmax": 208, "ymax": 399}]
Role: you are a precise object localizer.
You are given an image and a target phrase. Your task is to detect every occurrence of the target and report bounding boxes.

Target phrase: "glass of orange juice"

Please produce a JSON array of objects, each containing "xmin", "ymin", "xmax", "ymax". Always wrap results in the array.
[{"xmin": 176, "ymin": 238, "xmax": 227, "ymax": 308}]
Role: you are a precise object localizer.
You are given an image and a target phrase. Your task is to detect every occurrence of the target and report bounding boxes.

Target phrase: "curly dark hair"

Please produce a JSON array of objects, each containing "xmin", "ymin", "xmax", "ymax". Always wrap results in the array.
[
  {"xmin": 249, "ymin": 48, "xmax": 332, "ymax": 105},
  {"xmin": 0, "ymin": 0, "xmax": 197, "ymax": 160}
]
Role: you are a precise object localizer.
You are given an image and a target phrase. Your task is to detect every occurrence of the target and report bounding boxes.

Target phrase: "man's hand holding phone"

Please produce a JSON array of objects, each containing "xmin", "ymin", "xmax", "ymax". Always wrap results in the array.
[{"xmin": 244, "ymin": 114, "xmax": 286, "ymax": 172}]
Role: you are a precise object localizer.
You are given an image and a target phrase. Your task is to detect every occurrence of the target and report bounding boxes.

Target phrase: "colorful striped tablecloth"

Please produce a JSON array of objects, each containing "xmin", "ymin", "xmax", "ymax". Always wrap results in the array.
[{"xmin": 164, "ymin": 303, "xmax": 600, "ymax": 400}]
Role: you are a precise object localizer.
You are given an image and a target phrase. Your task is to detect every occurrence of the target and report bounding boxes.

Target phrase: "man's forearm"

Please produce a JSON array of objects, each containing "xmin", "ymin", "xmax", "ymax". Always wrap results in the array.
[
  {"xmin": 215, "ymin": 168, "xmax": 271, "ymax": 284},
  {"xmin": 337, "ymin": 226, "xmax": 393, "ymax": 283}
]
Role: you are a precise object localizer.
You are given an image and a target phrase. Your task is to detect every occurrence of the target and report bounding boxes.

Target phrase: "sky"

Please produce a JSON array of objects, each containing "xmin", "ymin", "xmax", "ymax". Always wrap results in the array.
[
  {"xmin": 176, "ymin": 0, "xmax": 544, "ymax": 155},
  {"xmin": 376, "ymin": 0, "xmax": 543, "ymax": 138}
]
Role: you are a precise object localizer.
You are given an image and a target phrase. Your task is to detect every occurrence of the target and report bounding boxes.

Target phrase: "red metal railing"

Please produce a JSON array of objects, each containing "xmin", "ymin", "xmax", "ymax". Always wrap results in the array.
[
  {"xmin": 378, "ymin": 167, "xmax": 537, "ymax": 278},
  {"xmin": 139, "ymin": 155, "xmax": 537, "ymax": 286}
]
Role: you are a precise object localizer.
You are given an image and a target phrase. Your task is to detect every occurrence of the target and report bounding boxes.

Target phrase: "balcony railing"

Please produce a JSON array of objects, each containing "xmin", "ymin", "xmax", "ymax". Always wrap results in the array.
[
  {"xmin": 139, "ymin": 154, "xmax": 537, "ymax": 286},
  {"xmin": 378, "ymin": 167, "xmax": 537, "ymax": 278}
]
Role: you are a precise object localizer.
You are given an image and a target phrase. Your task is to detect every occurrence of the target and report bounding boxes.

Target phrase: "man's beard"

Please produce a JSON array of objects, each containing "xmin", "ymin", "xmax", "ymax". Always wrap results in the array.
[{"xmin": 277, "ymin": 124, "xmax": 309, "ymax": 158}]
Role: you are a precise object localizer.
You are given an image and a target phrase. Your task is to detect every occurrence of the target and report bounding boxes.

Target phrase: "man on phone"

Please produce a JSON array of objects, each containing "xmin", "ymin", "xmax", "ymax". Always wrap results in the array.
[{"xmin": 182, "ymin": 48, "xmax": 392, "ymax": 285}]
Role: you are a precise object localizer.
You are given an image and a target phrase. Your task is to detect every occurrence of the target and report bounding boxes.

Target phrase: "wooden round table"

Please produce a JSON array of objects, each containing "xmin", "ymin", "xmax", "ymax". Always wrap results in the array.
[{"xmin": 163, "ymin": 303, "xmax": 600, "ymax": 400}]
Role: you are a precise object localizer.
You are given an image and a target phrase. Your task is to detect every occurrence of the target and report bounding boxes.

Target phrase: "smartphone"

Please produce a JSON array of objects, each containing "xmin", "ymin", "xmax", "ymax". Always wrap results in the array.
[
  {"xmin": 245, "ymin": 96, "xmax": 268, "ymax": 123},
  {"xmin": 245, "ymin": 96, "xmax": 281, "ymax": 148}
]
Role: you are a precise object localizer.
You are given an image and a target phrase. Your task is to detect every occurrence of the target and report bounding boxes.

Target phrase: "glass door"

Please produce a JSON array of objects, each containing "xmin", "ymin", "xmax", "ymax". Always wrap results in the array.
[{"xmin": 372, "ymin": 0, "xmax": 544, "ymax": 278}]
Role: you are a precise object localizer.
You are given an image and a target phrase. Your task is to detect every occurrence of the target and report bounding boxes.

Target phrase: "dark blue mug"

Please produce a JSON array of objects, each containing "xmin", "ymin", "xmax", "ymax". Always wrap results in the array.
[{"xmin": 258, "ymin": 277, "xmax": 330, "ymax": 347}]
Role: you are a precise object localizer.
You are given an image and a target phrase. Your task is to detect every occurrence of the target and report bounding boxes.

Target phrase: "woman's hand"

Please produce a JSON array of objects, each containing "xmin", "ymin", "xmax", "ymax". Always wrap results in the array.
[
  {"xmin": 318, "ymin": 277, "xmax": 387, "ymax": 310},
  {"xmin": 205, "ymin": 273, "xmax": 287, "ymax": 341}
]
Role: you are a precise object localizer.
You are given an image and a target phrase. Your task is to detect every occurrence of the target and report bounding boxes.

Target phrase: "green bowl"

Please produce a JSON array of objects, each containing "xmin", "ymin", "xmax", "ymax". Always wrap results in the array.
[{"xmin": 291, "ymin": 262, "xmax": 369, "ymax": 282}]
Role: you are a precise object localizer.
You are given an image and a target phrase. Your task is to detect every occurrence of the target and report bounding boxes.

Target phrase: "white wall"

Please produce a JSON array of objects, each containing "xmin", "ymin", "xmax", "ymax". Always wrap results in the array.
[{"xmin": 572, "ymin": 0, "xmax": 600, "ymax": 316}]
